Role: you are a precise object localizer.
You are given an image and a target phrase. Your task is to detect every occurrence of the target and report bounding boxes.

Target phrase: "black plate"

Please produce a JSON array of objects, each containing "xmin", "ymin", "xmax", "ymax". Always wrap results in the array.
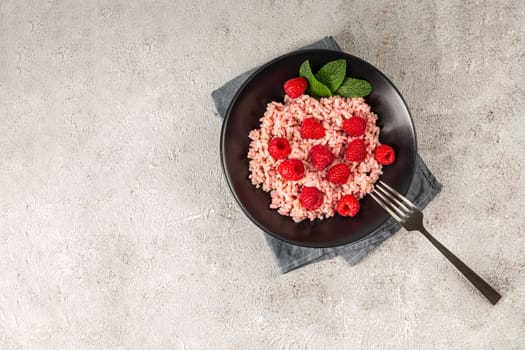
[{"xmin": 220, "ymin": 49, "xmax": 417, "ymax": 248}]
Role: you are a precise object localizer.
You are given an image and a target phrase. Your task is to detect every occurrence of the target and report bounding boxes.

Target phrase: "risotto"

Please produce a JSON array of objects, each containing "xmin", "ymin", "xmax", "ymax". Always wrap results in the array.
[{"xmin": 247, "ymin": 94, "xmax": 383, "ymax": 222}]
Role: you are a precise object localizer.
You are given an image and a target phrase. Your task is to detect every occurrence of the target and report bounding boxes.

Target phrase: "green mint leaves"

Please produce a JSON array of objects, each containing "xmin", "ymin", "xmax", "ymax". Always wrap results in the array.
[
  {"xmin": 299, "ymin": 60, "xmax": 332, "ymax": 98},
  {"xmin": 335, "ymin": 77, "xmax": 373, "ymax": 98},
  {"xmin": 298, "ymin": 59, "xmax": 372, "ymax": 99},
  {"xmin": 314, "ymin": 59, "xmax": 346, "ymax": 92}
]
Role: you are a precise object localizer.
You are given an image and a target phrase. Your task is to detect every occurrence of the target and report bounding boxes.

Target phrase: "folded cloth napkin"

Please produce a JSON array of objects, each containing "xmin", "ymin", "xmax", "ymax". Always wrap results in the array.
[{"xmin": 212, "ymin": 36, "xmax": 442, "ymax": 273}]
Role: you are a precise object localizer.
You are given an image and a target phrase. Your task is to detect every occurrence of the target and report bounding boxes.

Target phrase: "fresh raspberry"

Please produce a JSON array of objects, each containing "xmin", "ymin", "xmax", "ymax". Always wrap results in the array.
[
  {"xmin": 299, "ymin": 186, "xmax": 324, "ymax": 210},
  {"xmin": 283, "ymin": 77, "xmax": 308, "ymax": 98},
  {"xmin": 277, "ymin": 159, "xmax": 305, "ymax": 181},
  {"xmin": 336, "ymin": 195, "xmax": 360, "ymax": 217},
  {"xmin": 326, "ymin": 163, "xmax": 350, "ymax": 184},
  {"xmin": 268, "ymin": 137, "xmax": 291, "ymax": 160},
  {"xmin": 374, "ymin": 144, "xmax": 396, "ymax": 165},
  {"xmin": 300, "ymin": 118, "xmax": 325, "ymax": 139},
  {"xmin": 309, "ymin": 145, "xmax": 334, "ymax": 171},
  {"xmin": 346, "ymin": 139, "xmax": 367, "ymax": 162},
  {"xmin": 342, "ymin": 117, "xmax": 366, "ymax": 137}
]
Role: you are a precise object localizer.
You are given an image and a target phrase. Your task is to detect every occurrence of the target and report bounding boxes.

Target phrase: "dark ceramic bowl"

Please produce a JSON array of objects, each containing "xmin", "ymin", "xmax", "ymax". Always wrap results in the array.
[{"xmin": 220, "ymin": 49, "xmax": 417, "ymax": 248}]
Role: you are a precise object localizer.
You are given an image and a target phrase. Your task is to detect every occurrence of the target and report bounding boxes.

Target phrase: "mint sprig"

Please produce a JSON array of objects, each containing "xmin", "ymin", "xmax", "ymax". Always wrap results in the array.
[
  {"xmin": 299, "ymin": 60, "xmax": 332, "ymax": 98},
  {"xmin": 298, "ymin": 59, "xmax": 372, "ymax": 99},
  {"xmin": 335, "ymin": 77, "xmax": 372, "ymax": 98},
  {"xmin": 314, "ymin": 59, "xmax": 346, "ymax": 92}
]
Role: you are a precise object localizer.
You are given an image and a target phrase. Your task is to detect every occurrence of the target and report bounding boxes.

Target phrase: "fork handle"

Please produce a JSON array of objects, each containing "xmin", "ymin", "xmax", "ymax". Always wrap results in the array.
[{"xmin": 418, "ymin": 227, "xmax": 501, "ymax": 305}]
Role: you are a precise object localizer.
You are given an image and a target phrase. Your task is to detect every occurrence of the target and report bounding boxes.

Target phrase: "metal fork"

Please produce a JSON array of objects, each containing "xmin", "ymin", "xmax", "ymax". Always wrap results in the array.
[{"xmin": 370, "ymin": 180, "xmax": 501, "ymax": 305}]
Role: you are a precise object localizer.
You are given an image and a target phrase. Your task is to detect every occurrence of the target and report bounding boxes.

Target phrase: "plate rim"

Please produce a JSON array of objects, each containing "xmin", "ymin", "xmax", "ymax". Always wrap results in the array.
[{"xmin": 220, "ymin": 48, "xmax": 418, "ymax": 248}]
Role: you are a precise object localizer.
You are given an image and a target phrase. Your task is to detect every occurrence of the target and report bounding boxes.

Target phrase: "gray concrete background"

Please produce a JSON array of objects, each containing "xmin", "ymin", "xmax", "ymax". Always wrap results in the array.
[{"xmin": 1, "ymin": 0, "xmax": 524, "ymax": 349}]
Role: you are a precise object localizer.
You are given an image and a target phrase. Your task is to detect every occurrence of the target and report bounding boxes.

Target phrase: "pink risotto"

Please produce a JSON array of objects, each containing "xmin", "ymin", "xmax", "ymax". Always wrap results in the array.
[{"xmin": 247, "ymin": 94, "xmax": 383, "ymax": 222}]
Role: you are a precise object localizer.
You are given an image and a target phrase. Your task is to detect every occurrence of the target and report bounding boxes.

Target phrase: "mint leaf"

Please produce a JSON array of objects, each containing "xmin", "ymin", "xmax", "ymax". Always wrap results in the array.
[
  {"xmin": 314, "ymin": 59, "xmax": 346, "ymax": 92},
  {"xmin": 335, "ymin": 77, "xmax": 372, "ymax": 98},
  {"xmin": 299, "ymin": 60, "xmax": 332, "ymax": 98}
]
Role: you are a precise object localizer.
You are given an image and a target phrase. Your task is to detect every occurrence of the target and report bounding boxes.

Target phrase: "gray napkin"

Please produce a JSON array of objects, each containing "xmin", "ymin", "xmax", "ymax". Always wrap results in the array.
[{"xmin": 212, "ymin": 36, "xmax": 442, "ymax": 273}]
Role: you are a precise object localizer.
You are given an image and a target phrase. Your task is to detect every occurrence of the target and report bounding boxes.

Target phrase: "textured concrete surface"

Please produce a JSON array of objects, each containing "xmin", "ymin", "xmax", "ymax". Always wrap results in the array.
[{"xmin": 1, "ymin": 0, "xmax": 524, "ymax": 349}]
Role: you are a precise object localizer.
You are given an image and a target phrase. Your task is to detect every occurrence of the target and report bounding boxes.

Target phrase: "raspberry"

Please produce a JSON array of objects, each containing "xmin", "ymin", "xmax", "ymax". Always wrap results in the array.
[
  {"xmin": 346, "ymin": 139, "xmax": 367, "ymax": 162},
  {"xmin": 299, "ymin": 186, "xmax": 323, "ymax": 210},
  {"xmin": 283, "ymin": 77, "xmax": 308, "ymax": 98},
  {"xmin": 342, "ymin": 117, "xmax": 366, "ymax": 137},
  {"xmin": 336, "ymin": 195, "xmax": 360, "ymax": 217},
  {"xmin": 300, "ymin": 118, "xmax": 325, "ymax": 139},
  {"xmin": 277, "ymin": 159, "xmax": 305, "ymax": 181},
  {"xmin": 268, "ymin": 137, "xmax": 291, "ymax": 160},
  {"xmin": 309, "ymin": 145, "xmax": 334, "ymax": 171},
  {"xmin": 326, "ymin": 163, "xmax": 350, "ymax": 184},
  {"xmin": 374, "ymin": 144, "xmax": 396, "ymax": 165}
]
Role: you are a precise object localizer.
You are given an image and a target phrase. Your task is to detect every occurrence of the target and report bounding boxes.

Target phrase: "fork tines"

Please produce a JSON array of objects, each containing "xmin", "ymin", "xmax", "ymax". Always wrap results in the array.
[{"xmin": 370, "ymin": 181, "xmax": 418, "ymax": 223}]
